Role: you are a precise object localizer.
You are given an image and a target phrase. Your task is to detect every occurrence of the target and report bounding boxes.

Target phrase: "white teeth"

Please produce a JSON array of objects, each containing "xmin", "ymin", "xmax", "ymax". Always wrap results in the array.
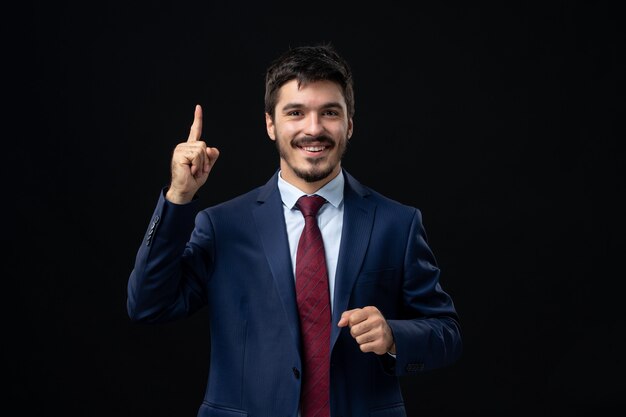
[{"xmin": 303, "ymin": 146, "xmax": 325, "ymax": 152}]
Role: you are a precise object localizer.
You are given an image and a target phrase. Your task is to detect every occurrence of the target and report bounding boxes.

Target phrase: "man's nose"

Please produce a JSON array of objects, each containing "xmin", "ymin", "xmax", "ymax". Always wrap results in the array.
[{"xmin": 303, "ymin": 114, "xmax": 324, "ymax": 137}]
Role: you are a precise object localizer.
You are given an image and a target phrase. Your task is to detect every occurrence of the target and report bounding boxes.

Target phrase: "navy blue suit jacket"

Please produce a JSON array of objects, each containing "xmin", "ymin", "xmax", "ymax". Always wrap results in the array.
[{"xmin": 127, "ymin": 169, "xmax": 462, "ymax": 417}]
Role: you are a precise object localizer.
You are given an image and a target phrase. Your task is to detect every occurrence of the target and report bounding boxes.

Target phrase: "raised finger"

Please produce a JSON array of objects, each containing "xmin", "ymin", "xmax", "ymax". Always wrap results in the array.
[{"xmin": 187, "ymin": 104, "xmax": 203, "ymax": 142}]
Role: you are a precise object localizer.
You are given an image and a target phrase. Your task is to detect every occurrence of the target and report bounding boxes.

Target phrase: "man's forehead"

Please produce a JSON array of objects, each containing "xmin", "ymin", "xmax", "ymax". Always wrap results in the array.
[{"xmin": 277, "ymin": 79, "xmax": 346, "ymax": 107}]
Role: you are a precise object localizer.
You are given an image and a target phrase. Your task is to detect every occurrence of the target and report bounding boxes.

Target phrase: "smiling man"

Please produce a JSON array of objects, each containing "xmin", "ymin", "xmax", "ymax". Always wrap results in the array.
[
  {"xmin": 266, "ymin": 78, "xmax": 351, "ymax": 190},
  {"xmin": 127, "ymin": 43, "xmax": 462, "ymax": 417}
]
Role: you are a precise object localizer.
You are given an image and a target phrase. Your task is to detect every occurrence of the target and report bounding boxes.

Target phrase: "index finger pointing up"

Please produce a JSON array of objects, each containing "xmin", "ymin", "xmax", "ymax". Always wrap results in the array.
[{"xmin": 187, "ymin": 104, "xmax": 203, "ymax": 142}]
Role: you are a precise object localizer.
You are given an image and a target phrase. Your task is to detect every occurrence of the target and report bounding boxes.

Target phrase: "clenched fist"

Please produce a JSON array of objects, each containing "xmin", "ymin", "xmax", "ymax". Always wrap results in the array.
[{"xmin": 338, "ymin": 306, "xmax": 396, "ymax": 355}]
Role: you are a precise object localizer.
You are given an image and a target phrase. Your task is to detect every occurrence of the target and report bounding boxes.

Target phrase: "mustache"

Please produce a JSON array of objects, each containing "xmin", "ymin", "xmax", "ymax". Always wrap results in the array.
[{"xmin": 291, "ymin": 135, "xmax": 335, "ymax": 148}]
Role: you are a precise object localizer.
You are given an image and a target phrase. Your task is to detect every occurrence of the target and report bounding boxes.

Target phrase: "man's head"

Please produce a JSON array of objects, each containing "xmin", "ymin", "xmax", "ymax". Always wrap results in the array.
[
  {"xmin": 264, "ymin": 44, "xmax": 355, "ymax": 120},
  {"xmin": 264, "ymin": 44, "xmax": 355, "ymax": 193}
]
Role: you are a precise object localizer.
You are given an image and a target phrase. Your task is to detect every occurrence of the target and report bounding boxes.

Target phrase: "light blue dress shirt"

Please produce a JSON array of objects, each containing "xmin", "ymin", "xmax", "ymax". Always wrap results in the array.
[{"xmin": 277, "ymin": 170, "xmax": 345, "ymax": 314}]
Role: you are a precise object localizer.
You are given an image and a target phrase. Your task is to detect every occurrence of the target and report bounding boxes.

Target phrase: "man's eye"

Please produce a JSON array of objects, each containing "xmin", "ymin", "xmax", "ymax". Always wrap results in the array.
[
  {"xmin": 322, "ymin": 110, "xmax": 339, "ymax": 116},
  {"xmin": 287, "ymin": 110, "xmax": 303, "ymax": 116}
]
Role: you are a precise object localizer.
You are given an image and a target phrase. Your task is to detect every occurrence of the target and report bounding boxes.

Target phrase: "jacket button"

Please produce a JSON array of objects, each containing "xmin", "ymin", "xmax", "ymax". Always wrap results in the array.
[{"xmin": 292, "ymin": 367, "xmax": 300, "ymax": 379}]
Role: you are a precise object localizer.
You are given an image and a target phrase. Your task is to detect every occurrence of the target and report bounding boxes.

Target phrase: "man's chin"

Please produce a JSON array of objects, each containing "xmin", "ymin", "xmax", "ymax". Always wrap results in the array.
[{"xmin": 294, "ymin": 165, "xmax": 335, "ymax": 183}]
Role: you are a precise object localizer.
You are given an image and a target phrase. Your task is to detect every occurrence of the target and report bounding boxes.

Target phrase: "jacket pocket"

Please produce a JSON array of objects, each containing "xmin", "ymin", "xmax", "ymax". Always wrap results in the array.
[
  {"xmin": 357, "ymin": 268, "xmax": 396, "ymax": 286},
  {"xmin": 370, "ymin": 403, "xmax": 407, "ymax": 417},
  {"xmin": 198, "ymin": 402, "xmax": 247, "ymax": 417}
]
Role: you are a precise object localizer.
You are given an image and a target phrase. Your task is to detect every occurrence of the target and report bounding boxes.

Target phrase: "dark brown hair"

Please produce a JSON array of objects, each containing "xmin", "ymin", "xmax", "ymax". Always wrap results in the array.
[{"xmin": 264, "ymin": 43, "xmax": 355, "ymax": 119}]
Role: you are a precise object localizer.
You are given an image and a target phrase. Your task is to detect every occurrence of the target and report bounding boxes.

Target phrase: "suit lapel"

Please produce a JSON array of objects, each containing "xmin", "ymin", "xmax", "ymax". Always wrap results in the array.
[
  {"xmin": 331, "ymin": 171, "xmax": 376, "ymax": 351},
  {"xmin": 252, "ymin": 170, "xmax": 376, "ymax": 353},
  {"xmin": 252, "ymin": 172, "xmax": 301, "ymax": 350}
]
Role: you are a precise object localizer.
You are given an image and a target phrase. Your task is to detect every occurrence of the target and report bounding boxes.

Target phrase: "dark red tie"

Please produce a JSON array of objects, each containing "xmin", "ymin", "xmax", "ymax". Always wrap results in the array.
[{"xmin": 295, "ymin": 195, "xmax": 331, "ymax": 417}]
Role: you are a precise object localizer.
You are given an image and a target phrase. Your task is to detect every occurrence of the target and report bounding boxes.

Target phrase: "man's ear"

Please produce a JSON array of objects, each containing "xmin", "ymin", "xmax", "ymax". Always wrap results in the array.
[
  {"xmin": 265, "ymin": 113, "xmax": 276, "ymax": 140},
  {"xmin": 347, "ymin": 117, "xmax": 354, "ymax": 139}
]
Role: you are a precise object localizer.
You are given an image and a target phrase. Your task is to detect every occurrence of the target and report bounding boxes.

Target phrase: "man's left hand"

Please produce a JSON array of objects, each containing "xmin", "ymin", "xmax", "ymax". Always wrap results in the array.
[{"xmin": 337, "ymin": 306, "xmax": 396, "ymax": 355}]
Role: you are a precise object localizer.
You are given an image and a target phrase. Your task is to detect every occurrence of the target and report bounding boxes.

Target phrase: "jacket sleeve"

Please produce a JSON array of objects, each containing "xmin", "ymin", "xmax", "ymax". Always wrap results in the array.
[
  {"xmin": 126, "ymin": 189, "xmax": 213, "ymax": 323},
  {"xmin": 384, "ymin": 209, "xmax": 463, "ymax": 376}
]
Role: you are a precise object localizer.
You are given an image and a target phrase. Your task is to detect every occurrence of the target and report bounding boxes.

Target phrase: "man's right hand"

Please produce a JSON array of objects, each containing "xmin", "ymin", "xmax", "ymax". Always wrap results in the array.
[{"xmin": 166, "ymin": 104, "xmax": 220, "ymax": 204}]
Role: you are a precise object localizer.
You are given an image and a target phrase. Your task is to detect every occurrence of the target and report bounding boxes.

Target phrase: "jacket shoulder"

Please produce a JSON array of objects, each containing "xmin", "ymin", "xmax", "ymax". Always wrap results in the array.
[{"xmin": 345, "ymin": 170, "xmax": 422, "ymax": 218}]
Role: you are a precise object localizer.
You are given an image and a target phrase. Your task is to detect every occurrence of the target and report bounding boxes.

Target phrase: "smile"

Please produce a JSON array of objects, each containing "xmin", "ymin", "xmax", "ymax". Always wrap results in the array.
[{"xmin": 301, "ymin": 146, "xmax": 326, "ymax": 152}]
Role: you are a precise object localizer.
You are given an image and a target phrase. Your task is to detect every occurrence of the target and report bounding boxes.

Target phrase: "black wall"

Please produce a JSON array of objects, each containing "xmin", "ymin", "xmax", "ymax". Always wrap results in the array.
[{"xmin": 5, "ymin": 2, "xmax": 624, "ymax": 416}]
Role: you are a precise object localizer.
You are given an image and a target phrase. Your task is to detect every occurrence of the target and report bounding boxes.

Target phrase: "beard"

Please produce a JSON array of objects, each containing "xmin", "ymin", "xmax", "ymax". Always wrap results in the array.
[{"xmin": 275, "ymin": 134, "xmax": 349, "ymax": 183}]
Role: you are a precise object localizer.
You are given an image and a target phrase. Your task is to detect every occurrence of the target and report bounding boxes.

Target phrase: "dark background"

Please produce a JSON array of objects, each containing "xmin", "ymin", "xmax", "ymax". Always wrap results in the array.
[{"xmin": 4, "ymin": 2, "xmax": 624, "ymax": 416}]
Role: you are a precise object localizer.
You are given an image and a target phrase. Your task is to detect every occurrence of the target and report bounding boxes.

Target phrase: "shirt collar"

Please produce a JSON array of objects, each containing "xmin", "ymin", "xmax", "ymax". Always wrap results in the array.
[{"xmin": 278, "ymin": 169, "xmax": 345, "ymax": 210}]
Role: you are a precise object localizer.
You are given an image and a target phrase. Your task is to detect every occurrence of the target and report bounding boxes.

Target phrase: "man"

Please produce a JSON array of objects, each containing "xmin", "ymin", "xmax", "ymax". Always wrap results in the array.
[{"xmin": 127, "ymin": 43, "xmax": 462, "ymax": 417}]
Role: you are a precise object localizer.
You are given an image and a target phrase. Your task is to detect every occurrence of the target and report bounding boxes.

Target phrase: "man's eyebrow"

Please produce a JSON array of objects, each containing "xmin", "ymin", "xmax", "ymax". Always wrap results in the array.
[
  {"xmin": 280, "ymin": 103, "xmax": 303, "ymax": 112},
  {"xmin": 280, "ymin": 102, "xmax": 344, "ymax": 112}
]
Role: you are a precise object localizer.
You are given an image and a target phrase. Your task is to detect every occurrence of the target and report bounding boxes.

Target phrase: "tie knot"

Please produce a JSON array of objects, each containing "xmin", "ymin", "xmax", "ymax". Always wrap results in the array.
[{"xmin": 296, "ymin": 195, "xmax": 327, "ymax": 218}]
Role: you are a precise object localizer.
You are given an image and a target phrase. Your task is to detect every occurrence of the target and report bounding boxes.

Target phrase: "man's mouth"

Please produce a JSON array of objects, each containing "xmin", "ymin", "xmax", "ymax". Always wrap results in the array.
[
  {"xmin": 294, "ymin": 136, "xmax": 334, "ymax": 154},
  {"xmin": 301, "ymin": 145, "xmax": 327, "ymax": 152}
]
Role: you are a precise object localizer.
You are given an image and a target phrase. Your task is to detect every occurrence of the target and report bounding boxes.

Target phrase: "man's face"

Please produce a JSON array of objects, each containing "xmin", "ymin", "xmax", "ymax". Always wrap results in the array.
[{"xmin": 265, "ymin": 79, "xmax": 353, "ymax": 191}]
